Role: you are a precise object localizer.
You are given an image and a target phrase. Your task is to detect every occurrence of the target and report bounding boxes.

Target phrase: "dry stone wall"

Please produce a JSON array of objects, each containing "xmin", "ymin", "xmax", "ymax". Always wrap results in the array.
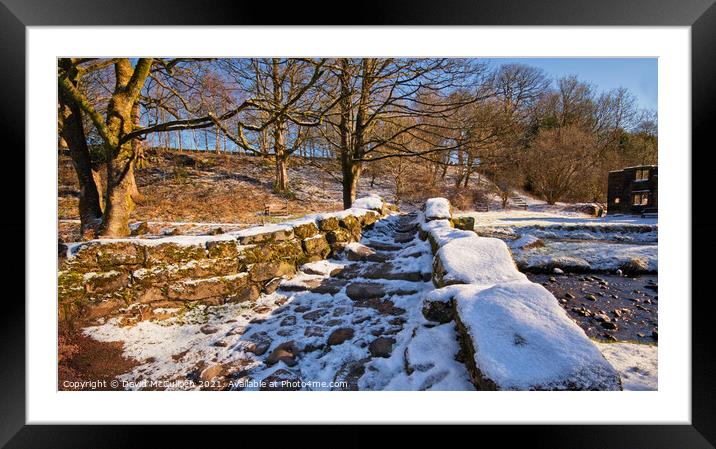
[
  {"xmin": 418, "ymin": 198, "xmax": 622, "ymax": 391},
  {"xmin": 58, "ymin": 199, "xmax": 389, "ymax": 326}
]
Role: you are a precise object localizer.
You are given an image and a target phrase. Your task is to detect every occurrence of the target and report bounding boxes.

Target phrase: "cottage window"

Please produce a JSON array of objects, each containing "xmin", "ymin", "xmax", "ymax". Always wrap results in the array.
[
  {"xmin": 632, "ymin": 192, "xmax": 649, "ymax": 206},
  {"xmin": 614, "ymin": 197, "xmax": 620, "ymax": 204},
  {"xmin": 635, "ymin": 169, "xmax": 650, "ymax": 181}
]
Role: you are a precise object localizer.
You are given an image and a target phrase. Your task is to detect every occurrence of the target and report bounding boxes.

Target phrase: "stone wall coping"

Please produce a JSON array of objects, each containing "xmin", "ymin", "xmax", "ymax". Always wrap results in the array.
[{"xmin": 65, "ymin": 199, "xmax": 386, "ymax": 259}]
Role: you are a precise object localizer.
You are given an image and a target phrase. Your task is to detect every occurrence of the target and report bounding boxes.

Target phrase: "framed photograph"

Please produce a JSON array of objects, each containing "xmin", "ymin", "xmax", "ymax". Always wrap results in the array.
[{"xmin": 3, "ymin": 0, "xmax": 714, "ymax": 446}]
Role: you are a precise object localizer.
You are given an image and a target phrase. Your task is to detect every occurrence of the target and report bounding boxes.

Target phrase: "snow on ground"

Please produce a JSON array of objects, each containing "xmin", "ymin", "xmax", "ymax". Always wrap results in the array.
[
  {"xmin": 83, "ymin": 214, "xmax": 472, "ymax": 391},
  {"xmin": 455, "ymin": 205, "xmax": 658, "ymax": 273},
  {"xmin": 514, "ymin": 241, "xmax": 658, "ymax": 273},
  {"xmin": 597, "ymin": 342, "xmax": 657, "ymax": 391},
  {"xmin": 452, "ymin": 281, "xmax": 621, "ymax": 390}
]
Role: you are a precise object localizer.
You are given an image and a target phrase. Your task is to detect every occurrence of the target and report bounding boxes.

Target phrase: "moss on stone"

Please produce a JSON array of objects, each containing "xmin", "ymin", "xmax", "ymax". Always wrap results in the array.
[
  {"xmin": 145, "ymin": 243, "xmax": 206, "ymax": 266},
  {"xmin": 292, "ymin": 222, "xmax": 319, "ymax": 240},
  {"xmin": 206, "ymin": 240, "xmax": 238, "ymax": 259},
  {"xmin": 318, "ymin": 216, "xmax": 340, "ymax": 231},
  {"xmin": 452, "ymin": 216, "xmax": 476, "ymax": 231},
  {"xmin": 326, "ymin": 228, "xmax": 351, "ymax": 245},
  {"xmin": 237, "ymin": 228, "xmax": 294, "ymax": 245}
]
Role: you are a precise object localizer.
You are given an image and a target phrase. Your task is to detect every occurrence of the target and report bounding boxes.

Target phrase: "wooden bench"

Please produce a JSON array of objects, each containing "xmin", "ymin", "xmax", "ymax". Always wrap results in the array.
[{"xmin": 263, "ymin": 200, "xmax": 290, "ymax": 216}]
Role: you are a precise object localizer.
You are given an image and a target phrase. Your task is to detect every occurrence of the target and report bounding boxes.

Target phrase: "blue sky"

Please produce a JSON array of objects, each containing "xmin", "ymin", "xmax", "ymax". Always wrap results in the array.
[{"xmin": 485, "ymin": 58, "xmax": 657, "ymax": 111}]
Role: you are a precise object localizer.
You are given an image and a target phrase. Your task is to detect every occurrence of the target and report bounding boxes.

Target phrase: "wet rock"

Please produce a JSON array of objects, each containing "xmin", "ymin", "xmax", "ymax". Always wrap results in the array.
[
  {"xmin": 553, "ymin": 268, "xmax": 564, "ymax": 275},
  {"xmin": 352, "ymin": 315, "xmax": 371, "ymax": 325},
  {"xmin": 332, "ymin": 306, "xmax": 350, "ymax": 317},
  {"xmin": 371, "ymin": 327, "xmax": 385, "ymax": 336},
  {"xmin": 280, "ymin": 315, "xmax": 297, "ymax": 327},
  {"xmin": 200, "ymin": 324, "xmax": 219, "ymax": 334},
  {"xmin": 266, "ymin": 341, "xmax": 299, "ymax": 367},
  {"xmin": 327, "ymin": 327, "xmax": 355, "ymax": 346},
  {"xmin": 332, "ymin": 358, "xmax": 369, "ymax": 390},
  {"xmin": 369, "ymin": 337, "xmax": 396, "ymax": 358},
  {"xmin": 389, "ymin": 317, "xmax": 406, "ymax": 326},
  {"xmin": 565, "ymin": 292, "xmax": 575, "ymax": 299},
  {"xmin": 245, "ymin": 332, "xmax": 272, "ymax": 356},
  {"xmin": 303, "ymin": 309, "xmax": 328, "ymax": 321},
  {"xmin": 213, "ymin": 339, "xmax": 229, "ymax": 347},
  {"xmin": 260, "ymin": 368, "xmax": 302, "ymax": 391},
  {"xmin": 346, "ymin": 282, "xmax": 386, "ymax": 300},
  {"xmin": 294, "ymin": 304, "xmax": 311, "ymax": 313},
  {"xmin": 652, "ymin": 329, "xmax": 658, "ymax": 340},
  {"xmin": 600, "ymin": 321, "xmax": 618, "ymax": 330},
  {"xmin": 325, "ymin": 319, "xmax": 343, "ymax": 327},
  {"xmin": 277, "ymin": 328, "xmax": 293, "ymax": 337},
  {"xmin": 586, "ymin": 294, "xmax": 597, "ymax": 302},
  {"xmin": 311, "ymin": 279, "xmax": 345, "ymax": 295}
]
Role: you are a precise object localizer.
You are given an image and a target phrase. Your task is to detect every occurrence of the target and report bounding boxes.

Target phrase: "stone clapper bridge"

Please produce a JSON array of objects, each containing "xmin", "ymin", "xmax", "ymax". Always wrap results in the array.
[{"xmin": 60, "ymin": 196, "xmax": 622, "ymax": 391}]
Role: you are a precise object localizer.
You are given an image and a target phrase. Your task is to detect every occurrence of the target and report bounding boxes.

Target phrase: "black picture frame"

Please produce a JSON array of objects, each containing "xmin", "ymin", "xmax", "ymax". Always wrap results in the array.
[{"xmin": 2, "ymin": 0, "xmax": 714, "ymax": 447}]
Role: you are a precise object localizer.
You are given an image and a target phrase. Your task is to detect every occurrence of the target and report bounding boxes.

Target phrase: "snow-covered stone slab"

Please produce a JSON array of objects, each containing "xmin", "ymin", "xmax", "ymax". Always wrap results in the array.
[
  {"xmin": 352, "ymin": 194, "xmax": 385, "ymax": 212},
  {"xmin": 453, "ymin": 281, "xmax": 622, "ymax": 390},
  {"xmin": 424, "ymin": 197, "xmax": 452, "ymax": 221},
  {"xmin": 433, "ymin": 235, "xmax": 527, "ymax": 287}
]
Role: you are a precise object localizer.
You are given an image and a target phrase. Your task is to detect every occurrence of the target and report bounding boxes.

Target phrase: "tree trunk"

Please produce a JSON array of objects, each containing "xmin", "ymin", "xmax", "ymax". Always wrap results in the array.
[
  {"xmin": 98, "ymin": 59, "xmax": 142, "ymax": 237},
  {"xmin": 275, "ymin": 154, "xmax": 289, "ymax": 193},
  {"xmin": 271, "ymin": 59, "xmax": 290, "ymax": 194},
  {"xmin": 129, "ymin": 101, "xmax": 144, "ymax": 204},
  {"xmin": 58, "ymin": 67, "xmax": 103, "ymax": 237},
  {"xmin": 342, "ymin": 159, "xmax": 362, "ymax": 208},
  {"xmin": 100, "ymin": 158, "xmax": 135, "ymax": 237}
]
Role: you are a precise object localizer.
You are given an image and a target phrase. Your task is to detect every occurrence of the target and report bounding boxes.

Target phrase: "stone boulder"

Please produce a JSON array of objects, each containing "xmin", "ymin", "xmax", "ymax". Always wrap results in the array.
[{"xmin": 451, "ymin": 216, "xmax": 476, "ymax": 231}]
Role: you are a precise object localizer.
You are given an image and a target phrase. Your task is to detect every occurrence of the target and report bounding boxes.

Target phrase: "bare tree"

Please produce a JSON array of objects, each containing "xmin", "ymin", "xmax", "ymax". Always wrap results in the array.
[{"xmin": 321, "ymin": 58, "xmax": 487, "ymax": 207}]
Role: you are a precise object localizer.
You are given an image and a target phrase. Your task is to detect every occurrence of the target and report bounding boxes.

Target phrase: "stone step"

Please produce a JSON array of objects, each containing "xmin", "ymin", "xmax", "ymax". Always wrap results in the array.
[{"xmin": 364, "ymin": 241, "xmax": 402, "ymax": 251}]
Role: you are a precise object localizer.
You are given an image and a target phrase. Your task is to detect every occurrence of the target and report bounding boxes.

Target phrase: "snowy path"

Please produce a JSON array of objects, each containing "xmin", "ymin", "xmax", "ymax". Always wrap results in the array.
[{"xmin": 85, "ymin": 214, "xmax": 473, "ymax": 391}]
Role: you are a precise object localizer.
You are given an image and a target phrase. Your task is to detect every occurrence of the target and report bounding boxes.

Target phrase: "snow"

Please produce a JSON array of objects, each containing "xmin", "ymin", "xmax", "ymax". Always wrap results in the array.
[
  {"xmin": 374, "ymin": 323, "xmax": 474, "ymax": 391},
  {"xmin": 230, "ymin": 223, "xmax": 293, "ymax": 238},
  {"xmin": 424, "ymin": 197, "xmax": 452, "ymax": 220},
  {"xmin": 435, "ymin": 235, "xmax": 527, "ymax": 286},
  {"xmin": 300, "ymin": 259, "xmax": 345, "ymax": 276},
  {"xmin": 67, "ymin": 234, "xmax": 238, "ymax": 257},
  {"xmin": 82, "ymin": 213, "xmax": 468, "ymax": 391},
  {"xmin": 352, "ymin": 194, "xmax": 384, "ymax": 211},
  {"xmin": 509, "ymin": 234, "xmax": 543, "ymax": 249},
  {"xmin": 597, "ymin": 342, "xmax": 658, "ymax": 391},
  {"xmin": 514, "ymin": 241, "xmax": 657, "ymax": 273},
  {"xmin": 457, "ymin": 209, "xmax": 657, "ymax": 234},
  {"xmin": 453, "ymin": 281, "xmax": 621, "ymax": 390}
]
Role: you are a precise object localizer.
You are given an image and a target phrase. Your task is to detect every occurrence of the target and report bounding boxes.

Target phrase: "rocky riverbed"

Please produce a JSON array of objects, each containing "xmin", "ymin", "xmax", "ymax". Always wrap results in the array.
[{"xmin": 527, "ymin": 272, "xmax": 658, "ymax": 343}]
